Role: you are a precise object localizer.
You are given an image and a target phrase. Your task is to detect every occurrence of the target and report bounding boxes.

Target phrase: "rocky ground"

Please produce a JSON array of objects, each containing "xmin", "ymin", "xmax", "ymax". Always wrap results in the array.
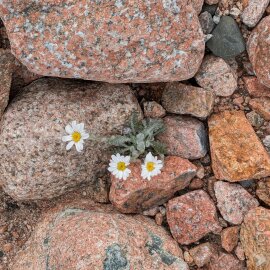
[{"xmin": 1, "ymin": 0, "xmax": 270, "ymax": 269}]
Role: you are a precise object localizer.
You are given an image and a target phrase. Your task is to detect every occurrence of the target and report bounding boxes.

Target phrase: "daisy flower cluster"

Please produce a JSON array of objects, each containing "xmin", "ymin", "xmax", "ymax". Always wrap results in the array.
[{"xmin": 108, "ymin": 152, "xmax": 163, "ymax": 181}]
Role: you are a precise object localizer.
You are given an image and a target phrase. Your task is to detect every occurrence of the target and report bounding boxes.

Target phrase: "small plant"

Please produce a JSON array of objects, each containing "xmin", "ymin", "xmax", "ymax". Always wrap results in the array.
[{"xmin": 108, "ymin": 112, "xmax": 166, "ymax": 160}]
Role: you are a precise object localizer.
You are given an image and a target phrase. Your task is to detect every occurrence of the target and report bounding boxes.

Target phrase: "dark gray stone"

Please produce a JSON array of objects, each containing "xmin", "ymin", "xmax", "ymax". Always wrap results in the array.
[
  {"xmin": 199, "ymin": 11, "xmax": 215, "ymax": 34},
  {"xmin": 202, "ymin": 4, "xmax": 218, "ymax": 16},
  {"xmin": 206, "ymin": 16, "xmax": 246, "ymax": 59}
]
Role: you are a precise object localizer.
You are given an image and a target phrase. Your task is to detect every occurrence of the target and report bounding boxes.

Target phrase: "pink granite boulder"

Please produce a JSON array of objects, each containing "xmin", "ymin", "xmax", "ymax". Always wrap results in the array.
[
  {"xmin": 0, "ymin": 0, "xmax": 205, "ymax": 83},
  {"xmin": 110, "ymin": 156, "xmax": 197, "ymax": 213},
  {"xmin": 167, "ymin": 190, "xmax": 222, "ymax": 245},
  {"xmin": 11, "ymin": 199, "xmax": 189, "ymax": 270},
  {"xmin": 248, "ymin": 16, "xmax": 270, "ymax": 88},
  {"xmin": 0, "ymin": 78, "xmax": 142, "ymax": 201},
  {"xmin": 158, "ymin": 116, "xmax": 208, "ymax": 160}
]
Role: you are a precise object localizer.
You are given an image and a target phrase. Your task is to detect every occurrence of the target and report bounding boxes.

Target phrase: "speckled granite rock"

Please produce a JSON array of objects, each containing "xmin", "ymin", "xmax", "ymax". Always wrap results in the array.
[
  {"xmin": 205, "ymin": 0, "xmax": 219, "ymax": 4},
  {"xmin": 248, "ymin": 16, "xmax": 270, "ymax": 88},
  {"xmin": 207, "ymin": 16, "xmax": 245, "ymax": 59},
  {"xmin": 208, "ymin": 253, "xmax": 245, "ymax": 270},
  {"xmin": 209, "ymin": 111, "xmax": 270, "ymax": 181},
  {"xmin": 167, "ymin": 190, "xmax": 221, "ymax": 245},
  {"xmin": 243, "ymin": 76, "xmax": 270, "ymax": 98},
  {"xmin": 256, "ymin": 178, "xmax": 270, "ymax": 206},
  {"xmin": 0, "ymin": 78, "xmax": 142, "ymax": 201},
  {"xmin": 249, "ymin": 97, "xmax": 270, "ymax": 121},
  {"xmin": 221, "ymin": 226, "xmax": 240, "ymax": 252},
  {"xmin": 0, "ymin": 49, "xmax": 14, "ymax": 117},
  {"xmin": 0, "ymin": 0, "xmax": 205, "ymax": 83},
  {"xmin": 143, "ymin": 101, "xmax": 166, "ymax": 118},
  {"xmin": 11, "ymin": 199, "xmax": 189, "ymax": 270},
  {"xmin": 240, "ymin": 207, "xmax": 270, "ymax": 270},
  {"xmin": 214, "ymin": 181, "xmax": 259, "ymax": 224},
  {"xmin": 199, "ymin": 11, "xmax": 215, "ymax": 34},
  {"xmin": 188, "ymin": 0, "xmax": 204, "ymax": 14},
  {"xmin": 241, "ymin": 0, "xmax": 270, "ymax": 27},
  {"xmin": 158, "ymin": 116, "xmax": 208, "ymax": 160},
  {"xmin": 195, "ymin": 55, "xmax": 237, "ymax": 97},
  {"xmin": 110, "ymin": 156, "xmax": 197, "ymax": 213},
  {"xmin": 161, "ymin": 82, "xmax": 215, "ymax": 119}
]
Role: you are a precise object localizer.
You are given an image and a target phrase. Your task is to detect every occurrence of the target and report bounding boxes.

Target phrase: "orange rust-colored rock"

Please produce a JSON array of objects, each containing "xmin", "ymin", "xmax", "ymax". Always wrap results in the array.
[
  {"xmin": 208, "ymin": 111, "xmax": 270, "ymax": 182},
  {"xmin": 249, "ymin": 98, "xmax": 270, "ymax": 121},
  {"xmin": 11, "ymin": 199, "xmax": 189, "ymax": 270},
  {"xmin": 109, "ymin": 156, "xmax": 197, "ymax": 213},
  {"xmin": 243, "ymin": 76, "xmax": 270, "ymax": 98},
  {"xmin": 0, "ymin": 1, "xmax": 205, "ymax": 83},
  {"xmin": 221, "ymin": 226, "xmax": 240, "ymax": 252},
  {"xmin": 240, "ymin": 207, "xmax": 270, "ymax": 270},
  {"xmin": 256, "ymin": 178, "xmax": 270, "ymax": 206}
]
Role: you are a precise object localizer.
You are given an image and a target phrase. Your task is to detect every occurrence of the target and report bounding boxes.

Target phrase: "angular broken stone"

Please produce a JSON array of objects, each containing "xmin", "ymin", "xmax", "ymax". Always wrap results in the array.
[
  {"xmin": 221, "ymin": 226, "xmax": 240, "ymax": 252},
  {"xmin": 240, "ymin": 207, "xmax": 270, "ymax": 270},
  {"xmin": 248, "ymin": 16, "xmax": 270, "ymax": 88},
  {"xmin": 241, "ymin": 0, "xmax": 270, "ymax": 27},
  {"xmin": 0, "ymin": 1, "xmax": 205, "ymax": 83},
  {"xmin": 249, "ymin": 98, "xmax": 270, "ymax": 121},
  {"xmin": 0, "ymin": 78, "xmax": 142, "ymax": 200},
  {"xmin": 161, "ymin": 82, "xmax": 215, "ymax": 119},
  {"xmin": 214, "ymin": 181, "xmax": 259, "ymax": 224},
  {"xmin": 109, "ymin": 156, "xmax": 197, "ymax": 213},
  {"xmin": 209, "ymin": 111, "xmax": 270, "ymax": 181},
  {"xmin": 167, "ymin": 190, "xmax": 221, "ymax": 245},
  {"xmin": 208, "ymin": 252, "xmax": 245, "ymax": 270},
  {"xmin": 158, "ymin": 116, "xmax": 208, "ymax": 160},
  {"xmin": 143, "ymin": 101, "xmax": 166, "ymax": 118},
  {"xmin": 243, "ymin": 76, "xmax": 270, "ymax": 98},
  {"xmin": 195, "ymin": 55, "xmax": 237, "ymax": 97},
  {"xmin": 11, "ymin": 200, "xmax": 189, "ymax": 270},
  {"xmin": 256, "ymin": 178, "xmax": 270, "ymax": 206}
]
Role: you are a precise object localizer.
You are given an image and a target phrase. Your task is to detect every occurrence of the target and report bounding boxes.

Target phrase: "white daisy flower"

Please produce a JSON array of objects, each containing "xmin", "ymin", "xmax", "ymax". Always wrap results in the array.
[
  {"xmin": 108, "ymin": 153, "xmax": 131, "ymax": 180},
  {"xmin": 141, "ymin": 152, "xmax": 163, "ymax": 180},
  {"xmin": 62, "ymin": 121, "xmax": 89, "ymax": 152}
]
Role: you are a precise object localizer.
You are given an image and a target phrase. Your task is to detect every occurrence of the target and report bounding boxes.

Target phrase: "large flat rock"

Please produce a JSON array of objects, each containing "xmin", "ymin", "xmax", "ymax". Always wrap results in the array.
[{"xmin": 0, "ymin": 0, "xmax": 205, "ymax": 83}]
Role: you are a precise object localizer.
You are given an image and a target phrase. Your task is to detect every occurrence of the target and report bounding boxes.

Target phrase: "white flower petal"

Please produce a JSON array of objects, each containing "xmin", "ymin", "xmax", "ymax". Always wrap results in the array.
[
  {"xmin": 82, "ymin": 133, "xmax": 89, "ymax": 140},
  {"xmin": 71, "ymin": 121, "xmax": 77, "ymax": 129},
  {"xmin": 75, "ymin": 142, "xmax": 84, "ymax": 152},
  {"xmin": 65, "ymin": 124, "xmax": 73, "ymax": 134},
  {"xmin": 62, "ymin": 135, "xmax": 72, "ymax": 142},
  {"xmin": 66, "ymin": 141, "xmax": 74, "ymax": 150},
  {"xmin": 77, "ymin": 123, "xmax": 85, "ymax": 132}
]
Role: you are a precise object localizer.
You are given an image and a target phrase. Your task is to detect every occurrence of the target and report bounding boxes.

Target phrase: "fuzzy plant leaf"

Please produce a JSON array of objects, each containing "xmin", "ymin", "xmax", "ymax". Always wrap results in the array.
[{"xmin": 107, "ymin": 111, "xmax": 167, "ymax": 160}]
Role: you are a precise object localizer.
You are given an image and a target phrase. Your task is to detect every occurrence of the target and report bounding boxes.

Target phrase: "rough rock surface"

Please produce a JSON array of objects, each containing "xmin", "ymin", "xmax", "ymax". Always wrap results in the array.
[
  {"xmin": 214, "ymin": 181, "xmax": 259, "ymax": 225},
  {"xmin": 248, "ymin": 16, "xmax": 270, "ymax": 88},
  {"xmin": 158, "ymin": 116, "xmax": 207, "ymax": 160},
  {"xmin": 143, "ymin": 101, "xmax": 166, "ymax": 118},
  {"xmin": 240, "ymin": 207, "xmax": 270, "ymax": 270},
  {"xmin": 205, "ymin": 0, "xmax": 219, "ymax": 4},
  {"xmin": 167, "ymin": 190, "xmax": 221, "ymax": 245},
  {"xmin": 0, "ymin": 49, "xmax": 14, "ymax": 117},
  {"xmin": 208, "ymin": 253, "xmax": 245, "ymax": 270},
  {"xmin": 189, "ymin": 242, "xmax": 216, "ymax": 267},
  {"xmin": 188, "ymin": 0, "xmax": 204, "ymax": 14},
  {"xmin": 0, "ymin": 0, "xmax": 205, "ymax": 83},
  {"xmin": 161, "ymin": 82, "xmax": 215, "ymax": 119},
  {"xmin": 243, "ymin": 76, "xmax": 270, "ymax": 98},
  {"xmin": 249, "ymin": 98, "xmax": 270, "ymax": 120},
  {"xmin": 11, "ymin": 199, "xmax": 189, "ymax": 270},
  {"xmin": 110, "ymin": 156, "xmax": 197, "ymax": 213},
  {"xmin": 0, "ymin": 78, "xmax": 142, "ymax": 201},
  {"xmin": 195, "ymin": 55, "xmax": 237, "ymax": 97},
  {"xmin": 199, "ymin": 11, "xmax": 215, "ymax": 34},
  {"xmin": 241, "ymin": 0, "xmax": 270, "ymax": 27},
  {"xmin": 206, "ymin": 16, "xmax": 245, "ymax": 59},
  {"xmin": 208, "ymin": 111, "xmax": 270, "ymax": 181},
  {"xmin": 256, "ymin": 178, "xmax": 270, "ymax": 206},
  {"xmin": 221, "ymin": 226, "xmax": 240, "ymax": 252}
]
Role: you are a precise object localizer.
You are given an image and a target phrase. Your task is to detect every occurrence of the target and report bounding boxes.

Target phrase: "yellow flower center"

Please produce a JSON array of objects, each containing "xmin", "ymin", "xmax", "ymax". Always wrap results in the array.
[
  {"xmin": 146, "ymin": 162, "xmax": 155, "ymax": 172},
  {"xmin": 72, "ymin": 131, "xmax": 81, "ymax": 143},
  {"xmin": 117, "ymin": 162, "xmax": 127, "ymax": 171}
]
